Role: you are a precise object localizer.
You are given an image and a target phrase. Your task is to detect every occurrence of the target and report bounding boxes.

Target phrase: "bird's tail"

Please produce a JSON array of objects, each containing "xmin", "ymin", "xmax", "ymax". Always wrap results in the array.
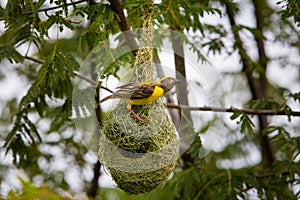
[{"xmin": 99, "ymin": 95, "xmax": 113, "ymax": 104}]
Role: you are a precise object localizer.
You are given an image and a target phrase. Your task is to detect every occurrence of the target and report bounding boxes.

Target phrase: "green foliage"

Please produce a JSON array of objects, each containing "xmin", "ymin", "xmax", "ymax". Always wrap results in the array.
[
  {"xmin": 8, "ymin": 179, "xmax": 66, "ymax": 200},
  {"xmin": 185, "ymin": 134, "xmax": 203, "ymax": 166},
  {"xmin": 248, "ymin": 99, "xmax": 284, "ymax": 110},
  {"xmin": 153, "ymin": 0, "xmax": 221, "ymax": 31},
  {"xmin": 248, "ymin": 99, "xmax": 293, "ymax": 121},
  {"xmin": 0, "ymin": 21, "xmax": 31, "ymax": 62},
  {"xmin": 153, "ymin": 0, "xmax": 223, "ymax": 63},
  {"xmin": 4, "ymin": 44, "xmax": 80, "ymax": 166},
  {"xmin": 289, "ymin": 92, "xmax": 300, "ymax": 103},
  {"xmin": 91, "ymin": 42, "xmax": 132, "ymax": 79},
  {"xmin": 0, "ymin": 44, "xmax": 24, "ymax": 63},
  {"xmin": 78, "ymin": 3, "xmax": 120, "ymax": 51},
  {"xmin": 230, "ymin": 110, "xmax": 255, "ymax": 135},
  {"xmin": 143, "ymin": 163, "xmax": 299, "ymax": 200},
  {"xmin": 125, "ymin": 0, "xmax": 154, "ymax": 28},
  {"xmin": 0, "ymin": 0, "xmax": 300, "ymax": 199},
  {"xmin": 264, "ymin": 126, "xmax": 300, "ymax": 161},
  {"xmin": 4, "ymin": 0, "xmax": 43, "ymax": 25},
  {"xmin": 201, "ymin": 24, "xmax": 227, "ymax": 55},
  {"xmin": 277, "ymin": 0, "xmax": 300, "ymax": 26}
]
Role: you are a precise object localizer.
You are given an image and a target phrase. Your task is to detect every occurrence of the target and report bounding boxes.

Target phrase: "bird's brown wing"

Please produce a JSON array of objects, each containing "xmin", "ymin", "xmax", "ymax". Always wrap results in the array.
[{"xmin": 113, "ymin": 82, "xmax": 155, "ymax": 99}]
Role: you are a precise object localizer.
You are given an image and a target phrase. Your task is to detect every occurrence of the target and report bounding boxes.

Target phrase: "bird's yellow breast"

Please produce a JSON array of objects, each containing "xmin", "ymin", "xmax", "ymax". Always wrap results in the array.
[{"xmin": 129, "ymin": 86, "xmax": 164, "ymax": 105}]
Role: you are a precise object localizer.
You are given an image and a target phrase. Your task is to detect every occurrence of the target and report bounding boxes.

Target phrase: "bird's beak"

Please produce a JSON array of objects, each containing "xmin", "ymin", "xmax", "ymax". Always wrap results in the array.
[{"xmin": 174, "ymin": 79, "xmax": 181, "ymax": 84}]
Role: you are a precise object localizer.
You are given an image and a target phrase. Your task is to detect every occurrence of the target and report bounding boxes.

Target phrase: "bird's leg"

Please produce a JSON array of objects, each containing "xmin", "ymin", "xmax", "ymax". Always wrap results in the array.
[{"xmin": 127, "ymin": 103, "xmax": 148, "ymax": 123}]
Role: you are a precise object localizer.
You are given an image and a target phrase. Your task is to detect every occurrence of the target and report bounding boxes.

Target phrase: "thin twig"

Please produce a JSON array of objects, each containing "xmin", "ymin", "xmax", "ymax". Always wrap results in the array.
[
  {"xmin": 73, "ymin": 71, "xmax": 98, "ymax": 86},
  {"xmin": 0, "ymin": 0, "xmax": 88, "ymax": 21},
  {"xmin": 24, "ymin": 56, "xmax": 44, "ymax": 64},
  {"xmin": 72, "ymin": 71, "xmax": 114, "ymax": 93},
  {"xmin": 22, "ymin": 56, "xmax": 300, "ymax": 117},
  {"xmin": 166, "ymin": 103, "xmax": 300, "ymax": 117},
  {"xmin": 23, "ymin": 55, "xmax": 113, "ymax": 93},
  {"xmin": 254, "ymin": 171, "xmax": 289, "ymax": 179},
  {"xmin": 108, "ymin": 0, "xmax": 139, "ymax": 56},
  {"xmin": 25, "ymin": 0, "xmax": 87, "ymax": 15}
]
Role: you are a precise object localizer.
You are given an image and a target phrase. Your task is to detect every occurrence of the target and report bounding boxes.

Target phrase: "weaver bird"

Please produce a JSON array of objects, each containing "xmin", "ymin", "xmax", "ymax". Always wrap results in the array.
[{"xmin": 99, "ymin": 77, "xmax": 180, "ymax": 123}]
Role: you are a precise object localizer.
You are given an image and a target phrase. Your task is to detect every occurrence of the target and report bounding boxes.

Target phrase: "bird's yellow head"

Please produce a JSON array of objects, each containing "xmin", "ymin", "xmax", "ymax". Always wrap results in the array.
[{"xmin": 157, "ymin": 77, "xmax": 180, "ymax": 93}]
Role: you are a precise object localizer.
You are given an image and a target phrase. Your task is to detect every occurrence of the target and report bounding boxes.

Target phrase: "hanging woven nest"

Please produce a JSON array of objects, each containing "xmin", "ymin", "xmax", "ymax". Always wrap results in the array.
[
  {"xmin": 98, "ymin": 7, "xmax": 179, "ymax": 195},
  {"xmin": 99, "ymin": 101, "xmax": 179, "ymax": 194}
]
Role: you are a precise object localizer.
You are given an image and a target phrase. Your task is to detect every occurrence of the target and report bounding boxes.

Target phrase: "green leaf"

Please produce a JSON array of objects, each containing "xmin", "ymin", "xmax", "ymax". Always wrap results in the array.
[
  {"xmin": 247, "ymin": 99, "xmax": 283, "ymax": 110},
  {"xmin": 5, "ymin": 44, "xmax": 79, "ymax": 166},
  {"xmin": 289, "ymin": 92, "xmax": 300, "ymax": 103},
  {"xmin": 248, "ymin": 99, "xmax": 293, "ymax": 121},
  {"xmin": 0, "ymin": 45, "xmax": 24, "ymax": 63},
  {"xmin": 230, "ymin": 110, "xmax": 243, "ymax": 120},
  {"xmin": 33, "ymin": 0, "xmax": 47, "ymax": 14},
  {"xmin": 5, "ymin": 0, "xmax": 23, "ymax": 25},
  {"xmin": 187, "ymin": 135, "xmax": 203, "ymax": 165},
  {"xmin": 230, "ymin": 111, "xmax": 255, "ymax": 134},
  {"xmin": 34, "ymin": 45, "xmax": 78, "ymax": 98},
  {"xmin": 38, "ymin": 15, "xmax": 57, "ymax": 38},
  {"xmin": 5, "ymin": 133, "xmax": 28, "ymax": 167},
  {"xmin": 264, "ymin": 126, "xmax": 300, "ymax": 161},
  {"xmin": 278, "ymin": 0, "xmax": 300, "ymax": 26},
  {"xmin": 59, "ymin": 17, "xmax": 75, "ymax": 31}
]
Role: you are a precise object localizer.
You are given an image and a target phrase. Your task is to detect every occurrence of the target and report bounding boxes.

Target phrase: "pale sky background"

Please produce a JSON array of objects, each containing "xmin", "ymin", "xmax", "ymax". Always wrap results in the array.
[{"xmin": 0, "ymin": 0, "xmax": 300, "ymax": 197}]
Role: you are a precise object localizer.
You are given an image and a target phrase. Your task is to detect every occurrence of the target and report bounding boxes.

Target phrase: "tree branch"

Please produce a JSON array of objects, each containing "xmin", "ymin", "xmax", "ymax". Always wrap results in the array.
[
  {"xmin": 87, "ymin": 160, "xmax": 101, "ymax": 198},
  {"xmin": 24, "ymin": 0, "xmax": 88, "ymax": 15},
  {"xmin": 73, "ymin": 71, "xmax": 113, "ymax": 93},
  {"xmin": 108, "ymin": 0, "xmax": 139, "ymax": 56},
  {"xmin": 73, "ymin": 71, "xmax": 98, "ymax": 86},
  {"xmin": 57, "ymin": 67, "xmax": 300, "ymax": 118},
  {"xmin": 0, "ymin": 0, "xmax": 88, "ymax": 21},
  {"xmin": 88, "ymin": 59, "xmax": 102, "ymax": 199},
  {"xmin": 72, "ymin": 69, "xmax": 300, "ymax": 118},
  {"xmin": 166, "ymin": 103, "xmax": 300, "ymax": 117},
  {"xmin": 24, "ymin": 56, "xmax": 44, "ymax": 64},
  {"xmin": 225, "ymin": 1, "xmax": 275, "ymax": 167},
  {"xmin": 251, "ymin": 0, "xmax": 275, "ymax": 167},
  {"xmin": 24, "ymin": 54, "xmax": 298, "ymax": 118},
  {"xmin": 170, "ymin": 28, "xmax": 196, "ymax": 167}
]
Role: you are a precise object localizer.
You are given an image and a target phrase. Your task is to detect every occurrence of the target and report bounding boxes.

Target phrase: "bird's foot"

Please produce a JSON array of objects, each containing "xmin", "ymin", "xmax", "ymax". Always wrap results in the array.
[{"xmin": 129, "ymin": 110, "xmax": 148, "ymax": 123}]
